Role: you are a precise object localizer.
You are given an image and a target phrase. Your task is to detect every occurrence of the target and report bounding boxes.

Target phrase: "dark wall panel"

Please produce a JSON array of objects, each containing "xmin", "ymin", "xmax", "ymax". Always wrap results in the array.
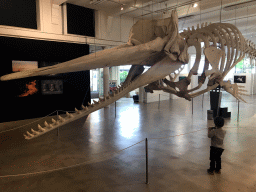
[
  {"xmin": 0, "ymin": 36, "xmax": 91, "ymax": 122},
  {"xmin": 67, "ymin": 3, "xmax": 95, "ymax": 37},
  {"xmin": 0, "ymin": 0, "xmax": 37, "ymax": 29}
]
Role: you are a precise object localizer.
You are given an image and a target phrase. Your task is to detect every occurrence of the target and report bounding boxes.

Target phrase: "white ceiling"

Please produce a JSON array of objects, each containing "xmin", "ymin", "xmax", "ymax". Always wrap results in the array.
[{"xmin": 64, "ymin": 0, "xmax": 256, "ymax": 43}]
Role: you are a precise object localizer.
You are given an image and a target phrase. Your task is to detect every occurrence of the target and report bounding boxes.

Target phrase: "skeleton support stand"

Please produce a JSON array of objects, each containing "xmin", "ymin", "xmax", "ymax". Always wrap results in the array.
[
  {"xmin": 192, "ymin": 98, "xmax": 194, "ymax": 115},
  {"xmin": 145, "ymin": 138, "xmax": 149, "ymax": 184},
  {"xmin": 158, "ymin": 94, "xmax": 160, "ymax": 109},
  {"xmin": 115, "ymin": 101, "xmax": 117, "ymax": 118},
  {"xmin": 237, "ymin": 101, "xmax": 240, "ymax": 122}
]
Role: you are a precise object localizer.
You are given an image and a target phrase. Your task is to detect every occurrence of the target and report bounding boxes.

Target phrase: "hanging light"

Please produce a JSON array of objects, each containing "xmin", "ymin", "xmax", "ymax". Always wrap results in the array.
[
  {"xmin": 121, "ymin": 4, "xmax": 124, "ymax": 10},
  {"xmin": 193, "ymin": 3, "xmax": 198, "ymax": 8}
]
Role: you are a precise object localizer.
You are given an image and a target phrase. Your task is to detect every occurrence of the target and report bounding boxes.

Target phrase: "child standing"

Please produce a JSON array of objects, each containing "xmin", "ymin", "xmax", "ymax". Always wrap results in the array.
[{"xmin": 207, "ymin": 116, "xmax": 226, "ymax": 175}]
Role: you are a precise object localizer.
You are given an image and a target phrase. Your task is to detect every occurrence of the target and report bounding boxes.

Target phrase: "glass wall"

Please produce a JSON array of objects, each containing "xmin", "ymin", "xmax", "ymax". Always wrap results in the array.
[
  {"xmin": 90, "ymin": 69, "xmax": 98, "ymax": 92},
  {"xmin": 235, "ymin": 57, "xmax": 254, "ymax": 73}
]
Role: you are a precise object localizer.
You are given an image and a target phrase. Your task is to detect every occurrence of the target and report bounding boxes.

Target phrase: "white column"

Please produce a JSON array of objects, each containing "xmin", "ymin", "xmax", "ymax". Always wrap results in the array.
[
  {"xmin": 117, "ymin": 66, "xmax": 120, "ymax": 86},
  {"xmin": 103, "ymin": 67, "xmax": 110, "ymax": 97},
  {"xmin": 61, "ymin": 3, "xmax": 68, "ymax": 35},
  {"xmin": 139, "ymin": 86, "xmax": 144, "ymax": 103}
]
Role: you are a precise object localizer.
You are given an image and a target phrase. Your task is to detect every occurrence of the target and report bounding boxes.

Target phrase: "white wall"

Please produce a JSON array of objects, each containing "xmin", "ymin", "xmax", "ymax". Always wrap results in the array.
[
  {"xmin": 0, "ymin": 0, "xmax": 127, "ymax": 47},
  {"xmin": 38, "ymin": 0, "xmax": 63, "ymax": 34},
  {"xmin": 95, "ymin": 10, "xmax": 135, "ymax": 43},
  {"xmin": 233, "ymin": 73, "xmax": 253, "ymax": 95}
]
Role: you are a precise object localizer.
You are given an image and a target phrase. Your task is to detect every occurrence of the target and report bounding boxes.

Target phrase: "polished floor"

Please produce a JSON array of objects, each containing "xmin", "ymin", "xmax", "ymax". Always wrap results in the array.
[{"xmin": 1, "ymin": 92, "xmax": 256, "ymax": 192}]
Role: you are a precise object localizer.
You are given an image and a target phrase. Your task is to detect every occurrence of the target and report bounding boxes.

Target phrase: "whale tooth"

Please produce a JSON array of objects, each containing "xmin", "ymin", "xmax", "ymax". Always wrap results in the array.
[
  {"xmin": 93, "ymin": 100, "xmax": 100, "ymax": 104},
  {"xmin": 24, "ymin": 134, "xmax": 30, "ymax": 139},
  {"xmin": 82, "ymin": 105, "xmax": 85, "ymax": 109},
  {"xmin": 75, "ymin": 108, "xmax": 81, "ymax": 114},
  {"xmin": 44, "ymin": 121, "xmax": 49, "ymax": 127},
  {"xmin": 58, "ymin": 115, "xmax": 65, "ymax": 122},
  {"xmin": 27, "ymin": 131, "xmax": 34, "ymax": 137},
  {"xmin": 38, "ymin": 124, "xmax": 45, "ymax": 132},
  {"xmin": 31, "ymin": 129, "xmax": 39, "ymax": 135},
  {"xmin": 52, "ymin": 118, "xmax": 56, "ymax": 124},
  {"xmin": 66, "ymin": 112, "xmax": 73, "ymax": 118}
]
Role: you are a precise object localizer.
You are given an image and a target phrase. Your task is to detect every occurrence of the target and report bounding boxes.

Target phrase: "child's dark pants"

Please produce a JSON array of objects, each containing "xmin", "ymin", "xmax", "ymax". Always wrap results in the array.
[{"xmin": 210, "ymin": 146, "xmax": 224, "ymax": 171}]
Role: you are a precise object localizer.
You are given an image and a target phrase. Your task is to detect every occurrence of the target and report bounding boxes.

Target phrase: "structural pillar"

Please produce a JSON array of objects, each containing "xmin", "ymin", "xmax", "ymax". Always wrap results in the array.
[
  {"xmin": 139, "ymin": 86, "xmax": 144, "ymax": 103},
  {"xmin": 103, "ymin": 67, "xmax": 110, "ymax": 107},
  {"xmin": 117, "ymin": 66, "xmax": 120, "ymax": 86}
]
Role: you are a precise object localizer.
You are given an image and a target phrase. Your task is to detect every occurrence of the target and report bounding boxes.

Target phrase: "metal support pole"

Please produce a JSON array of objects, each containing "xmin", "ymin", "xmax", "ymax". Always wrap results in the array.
[
  {"xmin": 115, "ymin": 101, "xmax": 116, "ymax": 118},
  {"xmin": 202, "ymin": 94, "xmax": 204, "ymax": 109},
  {"xmin": 158, "ymin": 94, "xmax": 160, "ymax": 109},
  {"xmin": 192, "ymin": 98, "xmax": 193, "ymax": 115},
  {"xmin": 145, "ymin": 138, "xmax": 149, "ymax": 184},
  {"xmin": 237, "ymin": 100, "xmax": 240, "ymax": 122},
  {"xmin": 57, "ymin": 111, "xmax": 59, "ymax": 138}
]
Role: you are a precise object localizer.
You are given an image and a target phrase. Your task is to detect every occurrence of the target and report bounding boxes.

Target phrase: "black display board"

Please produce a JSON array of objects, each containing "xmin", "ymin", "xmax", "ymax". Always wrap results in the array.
[
  {"xmin": 234, "ymin": 75, "xmax": 246, "ymax": 83},
  {"xmin": 0, "ymin": 36, "xmax": 91, "ymax": 123},
  {"xmin": 0, "ymin": 0, "xmax": 37, "ymax": 29},
  {"xmin": 66, "ymin": 3, "xmax": 95, "ymax": 37}
]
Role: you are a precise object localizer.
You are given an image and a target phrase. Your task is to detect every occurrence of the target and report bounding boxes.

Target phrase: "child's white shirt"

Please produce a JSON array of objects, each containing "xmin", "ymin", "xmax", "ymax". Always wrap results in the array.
[{"xmin": 208, "ymin": 128, "xmax": 226, "ymax": 149}]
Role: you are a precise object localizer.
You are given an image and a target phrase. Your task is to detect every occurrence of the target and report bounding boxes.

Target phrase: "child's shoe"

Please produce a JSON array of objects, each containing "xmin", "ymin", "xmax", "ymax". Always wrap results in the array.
[
  {"xmin": 215, "ymin": 169, "xmax": 221, "ymax": 174},
  {"xmin": 207, "ymin": 169, "xmax": 214, "ymax": 175}
]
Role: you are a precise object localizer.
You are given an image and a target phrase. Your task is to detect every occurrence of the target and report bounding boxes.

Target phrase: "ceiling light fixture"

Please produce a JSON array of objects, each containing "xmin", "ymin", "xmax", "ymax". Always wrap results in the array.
[
  {"xmin": 121, "ymin": 4, "xmax": 123, "ymax": 10},
  {"xmin": 193, "ymin": 3, "xmax": 198, "ymax": 8}
]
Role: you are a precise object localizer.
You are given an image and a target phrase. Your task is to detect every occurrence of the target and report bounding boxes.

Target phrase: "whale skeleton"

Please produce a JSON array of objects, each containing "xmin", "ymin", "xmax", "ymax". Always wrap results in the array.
[{"xmin": 1, "ymin": 10, "xmax": 254, "ymax": 140}]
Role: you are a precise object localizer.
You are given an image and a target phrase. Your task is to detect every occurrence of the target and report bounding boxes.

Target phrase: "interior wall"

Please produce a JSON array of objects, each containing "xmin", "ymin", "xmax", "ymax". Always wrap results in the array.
[
  {"xmin": 0, "ymin": 0, "xmax": 37, "ymax": 29},
  {"xmin": 66, "ymin": 3, "xmax": 95, "ymax": 37},
  {"xmin": 233, "ymin": 73, "xmax": 253, "ymax": 95},
  {"xmin": 39, "ymin": 0, "xmax": 63, "ymax": 34},
  {"xmin": 95, "ymin": 10, "xmax": 135, "ymax": 43},
  {"xmin": 0, "ymin": 0, "xmax": 125, "ymax": 46},
  {"xmin": 0, "ymin": 36, "xmax": 91, "ymax": 123}
]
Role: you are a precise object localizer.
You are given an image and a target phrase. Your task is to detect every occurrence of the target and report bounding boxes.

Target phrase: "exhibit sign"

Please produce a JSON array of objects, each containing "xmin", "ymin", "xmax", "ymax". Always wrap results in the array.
[
  {"xmin": 12, "ymin": 60, "xmax": 39, "ymax": 97},
  {"xmin": 234, "ymin": 75, "xmax": 246, "ymax": 83},
  {"xmin": 41, "ymin": 80, "xmax": 63, "ymax": 95},
  {"xmin": 12, "ymin": 60, "xmax": 38, "ymax": 72}
]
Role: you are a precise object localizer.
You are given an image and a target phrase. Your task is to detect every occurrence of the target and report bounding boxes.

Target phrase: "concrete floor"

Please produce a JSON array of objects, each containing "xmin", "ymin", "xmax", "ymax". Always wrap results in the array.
[{"xmin": 0, "ymin": 92, "xmax": 256, "ymax": 192}]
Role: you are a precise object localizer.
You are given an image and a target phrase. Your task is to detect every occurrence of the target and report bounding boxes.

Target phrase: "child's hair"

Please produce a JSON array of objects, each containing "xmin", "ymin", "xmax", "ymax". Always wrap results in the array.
[{"xmin": 214, "ymin": 116, "xmax": 224, "ymax": 128}]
